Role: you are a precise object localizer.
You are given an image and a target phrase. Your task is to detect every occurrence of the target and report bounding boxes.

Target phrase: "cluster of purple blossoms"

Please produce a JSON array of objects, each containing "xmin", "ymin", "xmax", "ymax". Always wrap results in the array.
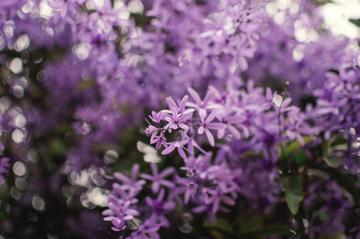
[
  {"xmin": 313, "ymin": 75, "xmax": 360, "ymax": 171},
  {"xmin": 105, "ymin": 0, "xmax": 360, "ymax": 238},
  {"xmin": 0, "ymin": 0, "xmax": 360, "ymax": 238},
  {"xmin": 145, "ymin": 84, "xmax": 313, "ymax": 160},
  {"xmin": 104, "ymin": 163, "xmax": 175, "ymax": 237},
  {"xmin": 304, "ymin": 179, "xmax": 354, "ymax": 237},
  {"xmin": 135, "ymin": 83, "xmax": 306, "ymax": 232}
]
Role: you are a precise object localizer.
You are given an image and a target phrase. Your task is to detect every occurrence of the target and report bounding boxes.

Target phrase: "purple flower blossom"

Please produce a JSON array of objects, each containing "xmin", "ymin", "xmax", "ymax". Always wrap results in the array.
[
  {"xmin": 103, "ymin": 196, "xmax": 140, "ymax": 231},
  {"xmin": 0, "ymin": 157, "xmax": 10, "ymax": 184},
  {"xmin": 146, "ymin": 84, "xmax": 312, "ymax": 160},
  {"xmin": 198, "ymin": 112, "xmax": 225, "ymax": 146},
  {"xmin": 114, "ymin": 164, "xmax": 145, "ymax": 196},
  {"xmin": 141, "ymin": 164, "xmax": 175, "ymax": 193},
  {"xmin": 127, "ymin": 219, "xmax": 161, "ymax": 239},
  {"xmin": 163, "ymin": 96, "xmax": 194, "ymax": 131},
  {"xmin": 145, "ymin": 189, "xmax": 175, "ymax": 227}
]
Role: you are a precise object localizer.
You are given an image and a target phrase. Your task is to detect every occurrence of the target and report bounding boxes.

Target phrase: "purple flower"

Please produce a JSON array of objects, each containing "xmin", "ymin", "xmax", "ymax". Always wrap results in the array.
[
  {"xmin": 161, "ymin": 139, "xmax": 189, "ymax": 159},
  {"xmin": 141, "ymin": 164, "xmax": 175, "ymax": 193},
  {"xmin": 174, "ymin": 176, "xmax": 198, "ymax": 204},
  {"xmin": 103, "ymin": 196, "xmax": 140, "ymax": 232},
  {"xmin": 200, "ymin": 187, "xmax": 236, "ymax": 214},
  {"xmin": 149, "ymin": 132, "xmax": 167, "ymax": 150},
  {"xmin": 0, "ymin": 157, "xmax": 10, "ymax": 184},
  {"xmin": 114, "ymin": 164, "xmax": 145, "ymax": 196},
  {"xmin": 304, "ymin": 180, "xmax": 352, "ymax": 237},
  {"xmin": 187, "ymin": 87, "xmax": 221, "ymax": 118},
  {"xmin": 198, "ymin": 112, "xmax": 225, "ymax": 146},
  {"xmin": 127, "ymin": 218, "xmax": 161, "ymax": 239},
  {"xmin": 149, "ymin": 111, "xmax": 164, "ymax": 123},
  {"xmin": 145, "ymin": 189, "xmax": 175, "ymax": 227},
  {"xmin": 163, "ymin": 96, "xmax": 194, "ymax": 131}
]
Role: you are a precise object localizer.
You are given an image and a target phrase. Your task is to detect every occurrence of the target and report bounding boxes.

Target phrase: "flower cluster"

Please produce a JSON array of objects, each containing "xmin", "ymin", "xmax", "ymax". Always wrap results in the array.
[
  {"xmin": 0, "ymin": 0, "xmax": 360, "ymax": 238},
  {"xmin": 146, "ymin": 84, "xmax": 312, "ymax": 160},
  {"xmin": 103, "ymin": 164, "xmax": 175, "ymax": 237},
  {"xmin": 310, "ymin": 56, "xmax": 360, "ymax": 174},
  {"xmin": 304, "ymin": 179, "xmax": 353, "ymax": 237}
]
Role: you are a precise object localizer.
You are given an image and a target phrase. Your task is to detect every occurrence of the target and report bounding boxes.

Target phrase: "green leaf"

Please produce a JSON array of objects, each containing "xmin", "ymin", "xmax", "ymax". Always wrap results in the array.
[
  {"xmin": 238, "ymin": 224, "xmax": 292, "ymax": 239},
  {"xmin": 322, "ymin": 139, "xmax": 346, "ymax": 168},
  {"xmin": 131, "ymin": 13, "xmax": 153, "ymax": 26},
  {"xmin": 77, "ymin": 79, "xmax": 96, "ymax": 90},
  {"xmin": 282, "ymin": 137, "xmax": 313, "ymax": 159},
  {"xmin": 349, "ymin": 18, "xmax": 360, "ymax": 27},
  {"xmin": 50, "ymin": 139, "xmax": 66, "ymax": 158},
  {"xmin": 313, "ymin": 0, "xmax": 333, "ymax": 6},
  {"xmin": 294, "ymin": 151, "xmax": 308, "ymax": 166},
  {"xmin": 0, "ymin": 210, "xmax": 5, "ymax": 221},
  {"xmin": 240, "ymin": 215, "xmax": 264, "ymax": 233},
  {"xmin": 319, "ymin": 232, "xmax": 347, "ymax": 239},
  {"xmin": 203, "ymin": 218, "xmax": 233, "ymax": 233},
  {"xmin": 281, "ymin": 175, "xmax": 304, "ymax": 215},
  {"xmin": 323, "ymin": 156, "xmax": 342, "ymax": 168}
]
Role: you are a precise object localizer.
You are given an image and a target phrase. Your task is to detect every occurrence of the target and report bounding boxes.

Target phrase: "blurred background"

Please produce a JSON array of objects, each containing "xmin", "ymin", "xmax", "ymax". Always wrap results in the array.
[{"xmin": 0, "ymin": 0, "xmax": 359, "ymax": 239}]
